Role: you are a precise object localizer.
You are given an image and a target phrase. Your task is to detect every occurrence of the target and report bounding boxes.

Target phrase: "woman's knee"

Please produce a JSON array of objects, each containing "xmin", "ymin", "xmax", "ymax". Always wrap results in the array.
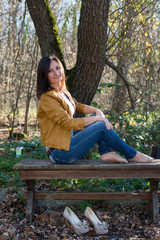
[{"xmin": 95, "ymin": 121, "xmax": 106, "ymax": 130}]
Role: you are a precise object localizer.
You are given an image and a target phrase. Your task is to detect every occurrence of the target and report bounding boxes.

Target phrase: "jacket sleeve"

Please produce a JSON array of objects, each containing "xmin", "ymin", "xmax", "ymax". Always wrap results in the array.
[{"xmin": 40, "ymin": 94, "xmax": 85, "ymax": 130}]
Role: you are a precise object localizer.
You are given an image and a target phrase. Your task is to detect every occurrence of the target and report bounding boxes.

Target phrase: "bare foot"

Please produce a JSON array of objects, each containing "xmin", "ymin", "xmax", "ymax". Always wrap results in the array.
[
  {"xmin": 129, "ymin": 151, "xmax": 154, "ymax": 163},
  {"xmin": 100, "ymin": 152, "xmax": 128, "ymax": 163}
]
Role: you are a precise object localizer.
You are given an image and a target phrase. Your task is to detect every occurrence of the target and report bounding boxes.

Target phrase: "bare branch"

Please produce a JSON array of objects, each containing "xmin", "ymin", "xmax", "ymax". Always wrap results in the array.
[{"xmin": 105, "ymin": 58, "xmax": 135, "ymax": 109}]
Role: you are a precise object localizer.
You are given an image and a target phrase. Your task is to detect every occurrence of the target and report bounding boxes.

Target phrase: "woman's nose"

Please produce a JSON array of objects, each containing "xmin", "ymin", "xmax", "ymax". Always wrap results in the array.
[{"xmin": 54, "ymin": 70, "xmax": 59, "ymax": 75}]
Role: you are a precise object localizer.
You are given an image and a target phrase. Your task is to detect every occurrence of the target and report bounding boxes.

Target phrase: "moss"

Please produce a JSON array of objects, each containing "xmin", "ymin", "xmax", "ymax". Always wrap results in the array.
[
  {"xmin": 43, "ymin": 1, "xmax": 77, "ymax": 89},
  {"xmin": 44, "ymin": 0, "xmax": 66, "ymax": 69}
]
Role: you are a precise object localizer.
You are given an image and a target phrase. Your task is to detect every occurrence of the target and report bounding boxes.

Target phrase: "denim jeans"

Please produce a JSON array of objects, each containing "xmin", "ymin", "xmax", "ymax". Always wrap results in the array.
[{"xmin": 49, "ymin": 121, "xmax": 137, "ymax": 164}]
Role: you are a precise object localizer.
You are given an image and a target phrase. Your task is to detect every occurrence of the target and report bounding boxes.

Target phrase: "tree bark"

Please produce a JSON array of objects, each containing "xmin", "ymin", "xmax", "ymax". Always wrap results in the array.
[
  {"xmin": 72, "ymin": 0, "xmax": 110, "ymax": 104},
  {"xmin": 26, "ymin": 0, "xmax": 65, "ymax": 67},
  {"xmin": 24, "ymin": 45, "xmax": 38, "ymax": 134},
  {"xmin": 111, "ymin": 57, "xmax": 128, "ymax": 114},
  {"xmin": 109, "ymin": 0, "xmax": 135, "ymax": 113},
  {"xmin": 26, "ymin": 0, "xmax": 110, "ymax": 105}
]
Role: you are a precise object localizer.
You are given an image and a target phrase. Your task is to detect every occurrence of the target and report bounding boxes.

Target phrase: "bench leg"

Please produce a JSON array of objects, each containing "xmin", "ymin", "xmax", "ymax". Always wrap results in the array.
[
  {"xmin": 25, "ymin": 180, "xmax": 38, "ymax": 223},
  {"xmin": 150, "ymin": 179, "xmax": 159, "ymax": 224}
]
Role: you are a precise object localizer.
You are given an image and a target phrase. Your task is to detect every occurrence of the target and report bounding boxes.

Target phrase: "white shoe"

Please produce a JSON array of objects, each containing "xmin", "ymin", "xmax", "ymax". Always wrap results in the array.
[
  {"xmin": 63, "ymin": 207, "xmax": 89, "ymax": 234},
  {"xmin": 84, "ymin": 207, "xmax": 109, "ymax": 235}
]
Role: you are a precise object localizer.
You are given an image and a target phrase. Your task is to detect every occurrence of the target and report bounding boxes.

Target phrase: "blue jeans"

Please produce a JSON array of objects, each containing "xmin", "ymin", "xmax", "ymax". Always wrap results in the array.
[{"xmin": 49, "ymin": 121, "xmax": 137, "ymax": 164}]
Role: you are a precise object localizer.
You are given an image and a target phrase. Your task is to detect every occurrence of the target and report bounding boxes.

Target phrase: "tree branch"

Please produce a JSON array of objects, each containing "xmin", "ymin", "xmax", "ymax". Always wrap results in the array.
[{"xmin": 105, "ymin": 58, "xmax": 135, "ymax": 109}]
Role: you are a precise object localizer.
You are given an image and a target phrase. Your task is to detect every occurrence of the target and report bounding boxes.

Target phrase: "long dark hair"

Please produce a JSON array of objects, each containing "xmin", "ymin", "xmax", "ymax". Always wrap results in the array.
[{"xmin": 37, "ymin": 55, "xmax": 66, "ymax": 99}]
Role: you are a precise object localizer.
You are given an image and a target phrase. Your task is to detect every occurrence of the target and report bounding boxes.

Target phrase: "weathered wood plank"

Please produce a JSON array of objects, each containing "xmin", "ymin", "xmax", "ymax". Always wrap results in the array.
[
  {"xmin": 19, "ymin": 169, "xmax": 160, "ymax": 179},
  {"xmin": 23, "ymin": 191, "xmax": 160, "ymax": 201},
  {"xmin": 150, "ymin": 179, "xmax": 159, "ymax": 224},
  {"xmin": 26, "ymin": 191, "xmax": 35, "ymax": 222},
  {"xmin": 14, "ymin": 159, "xmax": 160, "ymax": 171},
  {"xmin": 25, "ymin": 180, "xmax": 38, "ymax": 223}
]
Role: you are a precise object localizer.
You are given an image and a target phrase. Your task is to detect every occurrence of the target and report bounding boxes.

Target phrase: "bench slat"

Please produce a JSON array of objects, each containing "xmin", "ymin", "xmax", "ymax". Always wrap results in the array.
[
  {"xmin": 14, "ymin": 159, "xmax": 160, "ymax": 171},
  {"xmin": 23, "ymin": 191, "xmax": 160, "ymax": 201},
  {"xmin": 19, "ymin": 169, "xmax": 160, "ymax": 179}
]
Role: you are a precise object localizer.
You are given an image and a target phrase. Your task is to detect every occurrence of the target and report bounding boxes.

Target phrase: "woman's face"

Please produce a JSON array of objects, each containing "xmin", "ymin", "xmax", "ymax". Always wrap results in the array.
[{"xmin": 48, "ymin": 60, "xmax": 63, "ymax": 91}]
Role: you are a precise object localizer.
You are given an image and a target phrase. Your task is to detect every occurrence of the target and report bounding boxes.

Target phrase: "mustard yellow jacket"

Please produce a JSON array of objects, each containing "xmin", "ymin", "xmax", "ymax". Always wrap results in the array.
[{"xmin": 37, "ymin": 89, "xmax": 85, "ymax": 150}]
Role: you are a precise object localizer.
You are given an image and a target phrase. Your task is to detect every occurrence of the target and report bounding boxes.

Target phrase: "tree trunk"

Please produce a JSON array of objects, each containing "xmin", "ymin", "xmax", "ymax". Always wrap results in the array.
[
  {"xmin": 8, "ymin": 71, "xmax": 24, "ymax": 139},
  {"xmin": 111, "ymin": 0, "xmax": 134, "ymax": 113},
  {"xmin": 26, "ymin": 0, "xmax": 65, "ymax": 67},
  {"xmin": 72, "ymin": 0, "xmax": 110, "ymax": 104},
  {"xmin": 23, "ymin": 45, "xmax": 38, "ymax": 134},
  {"xmin": 26, "ymin": 0, "xmax": 110, "ymax": 105},
  {"xmin": 111, "ymin": 59, "xmax": 127, "ymax": 114}
]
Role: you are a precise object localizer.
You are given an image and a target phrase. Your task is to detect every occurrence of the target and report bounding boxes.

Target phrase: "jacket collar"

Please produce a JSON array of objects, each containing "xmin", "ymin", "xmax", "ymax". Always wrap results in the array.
[
  {"xmin": 45, "ymin": 89, "xmax": 75, "ymax": 107},
  {"xmin": 51, "ymin": 89, "xmax": 74, "ymax": 103}
]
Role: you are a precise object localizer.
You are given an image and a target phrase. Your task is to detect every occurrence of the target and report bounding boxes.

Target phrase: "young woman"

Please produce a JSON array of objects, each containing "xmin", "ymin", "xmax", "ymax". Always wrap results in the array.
[{"xmin": 37, "ymin": 55, "xmax": 153, "ymax": 164}]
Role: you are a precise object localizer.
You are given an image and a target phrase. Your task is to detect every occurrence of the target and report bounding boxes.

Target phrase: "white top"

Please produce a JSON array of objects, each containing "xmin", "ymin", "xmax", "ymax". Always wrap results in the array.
[{"xmin": 59, "ymin": 92, "xmax": 75, "ymax": 116}]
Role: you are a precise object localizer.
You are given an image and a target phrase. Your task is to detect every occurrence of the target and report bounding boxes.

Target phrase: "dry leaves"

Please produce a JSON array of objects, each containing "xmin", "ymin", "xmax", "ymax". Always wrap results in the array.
[{"xmin": 0, "ymin": 191, "xmax": 160, "ymax": 240}]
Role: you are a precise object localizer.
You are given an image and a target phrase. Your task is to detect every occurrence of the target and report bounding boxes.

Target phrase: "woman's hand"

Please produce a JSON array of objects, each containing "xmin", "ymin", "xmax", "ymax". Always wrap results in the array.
[
  {"xmin": 95, "ymin": 109, "xmax": 113, "ymax": 130},
  {"xmin": 96, "ymin": 116, "xmax": 113, "ymax": 130},
  {"xmin": 84, "ymin": 115, "xmax": 113, "ymax": 129},
  {"xmin": 104, "ymin": 118, "xmax": 113, "ymax": 130},
  {"xmin": 83, "ymin": 105, "xmax": 105, "ymax": 118},
  {"xmin": 83, "ymin": 105, "xmax": 113, "ymax": 129}
]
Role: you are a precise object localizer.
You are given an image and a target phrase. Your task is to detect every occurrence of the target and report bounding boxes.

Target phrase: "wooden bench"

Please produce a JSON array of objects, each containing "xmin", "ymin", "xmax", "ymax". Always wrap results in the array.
[{"xmin": 14, "ymin": 159, "xmax": 160, "ymax": 223}]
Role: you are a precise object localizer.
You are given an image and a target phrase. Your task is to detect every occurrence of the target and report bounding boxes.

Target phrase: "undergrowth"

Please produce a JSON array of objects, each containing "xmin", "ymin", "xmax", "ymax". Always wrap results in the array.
[{"xmin": 0, "ymin": 109, "xmax": 160, "ymax": 195}]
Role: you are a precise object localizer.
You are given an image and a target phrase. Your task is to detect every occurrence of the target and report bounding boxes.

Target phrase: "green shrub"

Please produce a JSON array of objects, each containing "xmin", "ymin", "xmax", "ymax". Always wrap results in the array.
[
  {"xmin": 0, "ymin": 137, "xmax": 47, "ymax": 159},
  {"xmin": 1, "ymin": 108, "xmax": 160, "ymax": 192}
]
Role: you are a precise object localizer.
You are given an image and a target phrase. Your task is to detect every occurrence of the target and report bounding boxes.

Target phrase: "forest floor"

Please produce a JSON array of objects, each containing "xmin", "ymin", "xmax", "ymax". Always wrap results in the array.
[
  {"xmin": 0, "ymin": 124, "xmax": 160, "ymax": 239},
  {"xmin": 0, "ymin": 186, "xmax": 160, "ymax": 240},
  {"xmin": 0, "ymin": 123, "xmax": 39, "ymax": 140}
]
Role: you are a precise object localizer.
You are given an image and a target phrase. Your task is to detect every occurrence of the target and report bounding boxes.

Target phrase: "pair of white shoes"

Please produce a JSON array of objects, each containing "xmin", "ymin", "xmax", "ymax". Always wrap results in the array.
[{"xmin": 63, "ymin": 206, "xmax": 109, "ymax": 235}]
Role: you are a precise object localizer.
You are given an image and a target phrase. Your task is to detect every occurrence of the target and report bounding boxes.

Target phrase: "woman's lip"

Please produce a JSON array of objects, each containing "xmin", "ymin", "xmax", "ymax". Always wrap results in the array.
[{"xmin": 54, "ymin": 75, "xmax": 61, "ymax": 79}]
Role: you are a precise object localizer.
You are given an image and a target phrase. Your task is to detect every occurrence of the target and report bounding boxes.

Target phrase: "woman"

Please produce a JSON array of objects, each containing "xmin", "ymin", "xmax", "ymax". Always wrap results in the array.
[{"xmin": 37, "ymin": 55, "xmax": 153, "ymax": 164}]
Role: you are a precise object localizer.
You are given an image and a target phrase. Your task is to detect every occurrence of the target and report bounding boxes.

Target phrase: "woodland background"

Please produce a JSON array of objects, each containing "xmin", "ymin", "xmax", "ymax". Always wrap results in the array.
[
  {"xmin": 0, "ymin": 0, "xmax": 160, "ymax": 147},
  {"xmin": 0, "ymin": 1, "xmax": 160, "ymax": 239}
]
